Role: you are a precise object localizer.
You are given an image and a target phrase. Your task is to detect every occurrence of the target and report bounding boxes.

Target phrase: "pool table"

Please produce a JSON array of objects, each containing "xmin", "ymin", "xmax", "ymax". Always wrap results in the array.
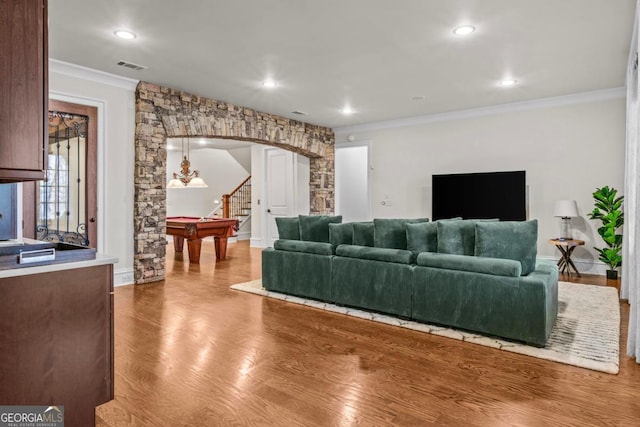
[{"xmin": 166, "ymin": 216, "xmax": 238, "ymax": 263}]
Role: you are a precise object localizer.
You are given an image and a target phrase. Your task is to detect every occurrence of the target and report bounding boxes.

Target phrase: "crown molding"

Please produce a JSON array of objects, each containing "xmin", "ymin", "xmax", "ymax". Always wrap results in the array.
[
  {"xmin": 49, "ymin": 58, "xmax": 139, "ymax": 91},
  {"xmin": 333, "ymin": 87, "xmax": 626, "ymax": 136}
]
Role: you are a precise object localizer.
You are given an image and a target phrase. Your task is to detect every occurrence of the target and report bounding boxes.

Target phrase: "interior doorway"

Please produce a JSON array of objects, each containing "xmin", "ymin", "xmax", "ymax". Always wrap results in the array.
[
  {"xmin": 23, "ymin": 100, "xmax": 98, "ymax": 247},
  {"xmin": 335, "ymin": 142, "xmax": 371, "ymax": 222}
]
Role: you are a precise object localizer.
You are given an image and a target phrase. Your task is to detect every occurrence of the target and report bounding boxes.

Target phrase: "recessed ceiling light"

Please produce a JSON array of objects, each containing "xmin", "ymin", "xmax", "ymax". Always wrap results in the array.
[
  {"xmin": 114, "ymin": 30, "xmax": 136, "ymax": 40},
  {"xmin": 498, "ymin": 79, "xmax": 517, "ymax": 87},
  {"xmin": 262, "ymin": 80, "xmax": 277, "ymax": 88},
  {"xmin": 453, "ymin": 25, "xmax": 475, "ymax": 36},
  {"xmin": 411, "ymin": 95, "xmax": 426, "ymax": 101},
  {"xmin": 199, "ymin": 140, "xmax": 207, "ymax": 145},
  {"xmin": 341, "ymin": 106, "xmax": 354, "ymax": 115}
]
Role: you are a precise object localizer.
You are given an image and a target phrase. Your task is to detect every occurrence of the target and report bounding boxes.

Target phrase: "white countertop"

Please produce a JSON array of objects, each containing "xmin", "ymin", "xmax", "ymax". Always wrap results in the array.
[{"xmin": 0, "ymin": 254, "xmax": 119, "ymax": 279}]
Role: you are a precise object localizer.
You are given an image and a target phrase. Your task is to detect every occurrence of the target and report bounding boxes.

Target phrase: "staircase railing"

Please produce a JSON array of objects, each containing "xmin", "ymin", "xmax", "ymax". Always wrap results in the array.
[{"xmin": 223, "ymin": 176, "xmax": 251, "ymax": 220}]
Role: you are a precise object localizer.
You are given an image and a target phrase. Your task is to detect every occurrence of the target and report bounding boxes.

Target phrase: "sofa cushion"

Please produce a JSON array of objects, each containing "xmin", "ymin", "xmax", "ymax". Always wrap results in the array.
[
  {"xmin": 406, "ymin": 222, "xmax": 438, "ymax": 254},
  {"xmin": 436, "ymin": 219, "xmax": 498, "ymax": 256},
  {"xmin": 416, "ymin": 252, "xmax": 522, "ymax": 277},
  {"xmin": 274, "ymin": 239, "xmax": 334, "ymax": 256},
  {"xmin": 374, "ymin": 218, "xmax": 430, "ymax": 250},
  {"xmin": 406, "ymin": 217, "xmax": 462, "ymax": 255},
  {"xmin": 329, "ymin": 222, "xmax": 353, "ymax": 247},
  {"xmin": 353, "ymin": 222, "xmax": 374, "ymax": 247},
  {"xmin": 474, "ymin": 220, "xmax": 538, "ymax": 276},
  {"xmin": 336, "ymin": 244, "xmax": 413, "ymax": 265},
  {"xmin": 298, "ymin": 215, "xmax": 342, "ymax": 243},
  {"xmin": 275, "ymin": 217, "xmax": 300, "ymax": 240}
]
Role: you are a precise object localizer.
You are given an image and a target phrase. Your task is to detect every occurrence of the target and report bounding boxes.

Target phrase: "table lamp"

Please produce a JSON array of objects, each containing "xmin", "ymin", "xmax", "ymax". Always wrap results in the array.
[{"xmin": 553, "ymin": 200, "xmax": 579, "ymax": 239}]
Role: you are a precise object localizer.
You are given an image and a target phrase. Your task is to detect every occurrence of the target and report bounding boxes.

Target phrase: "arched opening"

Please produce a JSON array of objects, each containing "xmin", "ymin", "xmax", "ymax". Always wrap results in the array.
[{"xmin": 133, "ymin": 81, "xmax": 335, "ymax": 284}]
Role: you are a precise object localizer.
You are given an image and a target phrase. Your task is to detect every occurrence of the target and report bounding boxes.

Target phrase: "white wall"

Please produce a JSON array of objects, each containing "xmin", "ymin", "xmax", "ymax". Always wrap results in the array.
[
  {"xmin": 335, "ymin": 96, "xmax": 625, "ymax": 273},
  {"xmin": 48, "ymin": 60, "xmax": 137, "ymax": 285},
  {"xmin": 166, "ymin": 147, "xmax": 249, "ymax": 217}
]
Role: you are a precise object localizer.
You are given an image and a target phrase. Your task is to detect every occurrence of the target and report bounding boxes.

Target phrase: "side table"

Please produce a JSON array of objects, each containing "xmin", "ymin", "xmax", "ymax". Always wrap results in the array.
[{"xmin": 548, "ymin": 239, "xmax": 585, "ymax": 277}]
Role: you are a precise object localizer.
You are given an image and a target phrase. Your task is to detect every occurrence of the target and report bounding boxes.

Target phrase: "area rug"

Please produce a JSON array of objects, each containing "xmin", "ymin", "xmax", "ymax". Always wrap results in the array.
[{"xmin": 231, "ymin": 280, "xmax": 620, "ymax": 374}]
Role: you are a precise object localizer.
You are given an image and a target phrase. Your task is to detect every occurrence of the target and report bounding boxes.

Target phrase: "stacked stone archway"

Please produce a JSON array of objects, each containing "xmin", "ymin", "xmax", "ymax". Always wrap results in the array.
[{"xmin": 134, "ymin": 81, "xmax": 335, "ymax": 284}]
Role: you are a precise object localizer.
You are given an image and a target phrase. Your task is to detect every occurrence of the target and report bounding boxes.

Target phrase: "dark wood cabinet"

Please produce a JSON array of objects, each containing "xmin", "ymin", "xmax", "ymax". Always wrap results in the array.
[
  {"xmin": 0, "ymin": 0, "xmax": 48, "ymax": 182},
  {"xmin": 0, "ymin": 264, "xmax": 114, "ymax": 427}
]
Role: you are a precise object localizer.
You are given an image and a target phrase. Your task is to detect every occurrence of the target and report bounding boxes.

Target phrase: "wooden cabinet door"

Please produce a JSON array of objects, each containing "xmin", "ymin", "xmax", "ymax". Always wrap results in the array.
[
  {"xmin": 0, "ymin": 264, "xmax": 114, "ymax": 427},
  {"xmin": 0, "ymin": 0, "xmax": 47, "ymax": 182}
]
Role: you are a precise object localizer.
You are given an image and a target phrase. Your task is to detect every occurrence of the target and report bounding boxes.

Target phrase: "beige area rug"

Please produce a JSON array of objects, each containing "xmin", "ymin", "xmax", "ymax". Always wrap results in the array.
[{"xmin": 231, "ymin": 280, "xmax": 620, "ymax": 374}]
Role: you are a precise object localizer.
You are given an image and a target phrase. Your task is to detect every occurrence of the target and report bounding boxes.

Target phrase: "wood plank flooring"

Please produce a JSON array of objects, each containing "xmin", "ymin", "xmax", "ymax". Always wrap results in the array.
[{"xmin": 96, "ymin": 241, "xmax": 640, "ymax": 426}]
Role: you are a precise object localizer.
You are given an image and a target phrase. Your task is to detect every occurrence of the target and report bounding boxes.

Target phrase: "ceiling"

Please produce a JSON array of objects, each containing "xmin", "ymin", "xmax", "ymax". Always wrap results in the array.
[{"xmin": 48, "ymin": 0, "xmax": 636, "ymax": 129}]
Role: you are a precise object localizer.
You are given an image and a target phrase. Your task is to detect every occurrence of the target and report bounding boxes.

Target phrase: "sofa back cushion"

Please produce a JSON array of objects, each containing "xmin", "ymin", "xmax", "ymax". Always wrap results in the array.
[
  {"xmin": 275, "ymin": 217, "xmax": 300, "ymax": 240},
  {"xmin": 436, "ymin": 219, "xmax": 498, "ymax": 256},
  {"xmin": 352, "ymin": 222, "xmax": 375, "ymax": 246},
  {"xmin": 374, "ymin": 218, "xmax": 430, "ymax": 250},
  {"xmin": 474, "ymin": 219, "xmax": 538, "ymax": 276},
  {"xmin": 299, "ymin": 215, "xmax": 342, "ymax": 243},
  {"xmin": 329, "ymin": 222, "xmax": 353, "ymax": 247}
]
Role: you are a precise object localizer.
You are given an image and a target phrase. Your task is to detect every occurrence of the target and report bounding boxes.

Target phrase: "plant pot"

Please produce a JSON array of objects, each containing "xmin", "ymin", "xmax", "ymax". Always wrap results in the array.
[{"xmin": 606, "ymin": 270, "xmax": 618, "ymax": 280}]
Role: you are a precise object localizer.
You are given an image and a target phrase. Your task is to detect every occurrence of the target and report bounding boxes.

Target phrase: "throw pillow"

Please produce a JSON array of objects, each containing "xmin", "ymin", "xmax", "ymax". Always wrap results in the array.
[
  {"xmin": 299, "ymin": 215, "xmax": 342, "ymax": 243},
  {"xmin": 275, "ymin": 217, "xmax": 300, "ymax": 240},
  {"xmin": 329, "ymin": 222, "xmax": 354, "ymax": 247},
  {"xmin": 406, "ymin": 217, "xmax": 462, "ymax": 255},
  {"xmin": 474, "ymin": 219, "xmax": 538, "ymax": 276},
  {"xmin": 436, "ymin": 219, "xmax": 498, "ymax": 255},
  {"xmin": 374, "ymin": 218, "xmax": 430, "ymax": 249},
  {"xmin": 406, "ymin": 222, "xmax": 438, "ymax": 254},
  {"xmin": 353, "ymin": 222, "xmax": 375, "ymax": 246}
]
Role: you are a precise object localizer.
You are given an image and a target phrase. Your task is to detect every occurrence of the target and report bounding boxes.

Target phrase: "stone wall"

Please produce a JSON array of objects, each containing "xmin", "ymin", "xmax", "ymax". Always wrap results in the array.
[{"xmin": 134, "ymin": 81, "xmax": 335, "ymax": 284}]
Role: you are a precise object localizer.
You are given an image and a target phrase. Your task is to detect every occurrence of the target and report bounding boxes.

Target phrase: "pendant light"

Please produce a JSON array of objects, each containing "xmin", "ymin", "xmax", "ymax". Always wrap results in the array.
[{"xmin": 167, "ymin": 137, "xmax": 208, "ymax": 188}]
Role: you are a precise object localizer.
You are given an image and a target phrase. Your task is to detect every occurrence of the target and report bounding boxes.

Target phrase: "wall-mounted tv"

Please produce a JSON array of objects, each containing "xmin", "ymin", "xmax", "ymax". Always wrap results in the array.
[{"xmin": 432, "ymin": 170, "xmax": 526, "ymax": 221}]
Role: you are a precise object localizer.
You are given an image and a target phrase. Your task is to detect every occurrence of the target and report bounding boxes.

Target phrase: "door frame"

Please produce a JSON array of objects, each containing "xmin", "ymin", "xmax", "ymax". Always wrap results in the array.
[{"xmin": 23, "ymin": 95, "xmax": 102, "ymax": 249}]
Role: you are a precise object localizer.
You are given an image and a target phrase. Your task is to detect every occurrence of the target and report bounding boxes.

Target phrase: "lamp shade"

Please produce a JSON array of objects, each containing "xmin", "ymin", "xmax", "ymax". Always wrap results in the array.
[
  {"xmin": 187, "ymin": 177, "xmax": 208, "ymax": 188},
  {"xmin": 553, "ymin": 200, "xmax": 579, "ymax": 218},
  {"xmin": 167, "ymin": 178, "xmax": 185, "ymax": 188}
]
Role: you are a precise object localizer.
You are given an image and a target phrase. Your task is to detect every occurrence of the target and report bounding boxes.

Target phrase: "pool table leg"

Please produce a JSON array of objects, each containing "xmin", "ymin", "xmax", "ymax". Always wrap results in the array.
[
  {"xmin": 186, "ymin": 238, "xmax": 202, "ymax": 264},
  {"xmin": 173, "ymin": 236, "xmax": 184, "ymax": 252},
  {"xmin": 214, "ymin": 237, "xmax": 229, "ymax": 260}
]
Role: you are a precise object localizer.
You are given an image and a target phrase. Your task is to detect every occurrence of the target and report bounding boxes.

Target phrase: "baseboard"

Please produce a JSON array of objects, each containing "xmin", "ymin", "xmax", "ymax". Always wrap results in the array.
[
  {"xmin": 538, "ymin": 256, "xmax": 608, "ymax": 276},
  {"xmin": 114, "ymin": 268, "xmax": 135, "ymax": 287},
  {"xmin": 236, "ymin": 231, "xmax": 251, "ymax": 241},
  {"xmin": 250, "ymin": 237, "xmax": 263, "ymax": 248}
]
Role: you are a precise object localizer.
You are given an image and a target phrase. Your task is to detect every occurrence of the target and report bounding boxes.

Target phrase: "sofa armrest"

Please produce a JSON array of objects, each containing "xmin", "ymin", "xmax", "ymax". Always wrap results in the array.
[
  {"xmin": 336, "ymin": 244, "xmax": 413, "ymax": 265},
  {"xmin": 416, "ymin": 252, "xmax": 522, "ymax": 277},
  {"xmin": 274, "ymin": 239, "xmax": 334, "ymax": 255}
]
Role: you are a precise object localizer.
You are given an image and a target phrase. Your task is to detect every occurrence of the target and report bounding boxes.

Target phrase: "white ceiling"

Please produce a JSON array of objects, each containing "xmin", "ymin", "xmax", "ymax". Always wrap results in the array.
[{"xmin": 49, "ymin": 0, "xmax": 636, "ymax": 129}]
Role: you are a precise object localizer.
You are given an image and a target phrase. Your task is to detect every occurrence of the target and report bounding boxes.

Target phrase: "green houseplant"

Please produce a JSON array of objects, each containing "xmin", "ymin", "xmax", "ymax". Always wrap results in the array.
[{"xmin": 588, "ymin": 186, "xmax": 624, "ymax": 279}]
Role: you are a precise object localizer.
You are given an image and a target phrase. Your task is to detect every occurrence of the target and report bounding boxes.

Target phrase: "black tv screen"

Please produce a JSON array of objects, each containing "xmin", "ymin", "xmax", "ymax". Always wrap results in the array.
[{"xmin": 432, "ymin": 171, "xmax": 526, "ymax": 221}]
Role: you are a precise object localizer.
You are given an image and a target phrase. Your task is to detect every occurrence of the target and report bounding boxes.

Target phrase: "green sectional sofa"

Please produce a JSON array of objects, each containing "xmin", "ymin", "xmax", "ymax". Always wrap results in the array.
[{"xmin": 261, "ymin": 215, "xmax": 558, "ymax": 347}]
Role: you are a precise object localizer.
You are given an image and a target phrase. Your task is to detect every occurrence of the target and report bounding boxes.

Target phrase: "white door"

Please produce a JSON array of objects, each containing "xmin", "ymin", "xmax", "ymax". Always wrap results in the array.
[
  {"xmin": 335, "ymin": 142, "xmax": 371, "ymax": 222},
  {"xmin": 265, "ymin": 148, "xmax": 294, "ymax": 247}
]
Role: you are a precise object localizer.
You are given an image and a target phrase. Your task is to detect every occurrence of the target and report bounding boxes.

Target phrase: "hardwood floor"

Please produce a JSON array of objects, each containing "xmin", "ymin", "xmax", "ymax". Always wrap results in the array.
[{"xmin": 96, "ymin": 241, "xmax": 640, "ymax": 426}]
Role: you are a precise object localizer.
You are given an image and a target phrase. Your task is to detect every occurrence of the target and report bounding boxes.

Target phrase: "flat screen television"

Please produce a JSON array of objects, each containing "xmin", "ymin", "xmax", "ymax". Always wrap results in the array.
[{"xmin": 432, "ymin": 170, "xmax": 526, "ymax": 221}]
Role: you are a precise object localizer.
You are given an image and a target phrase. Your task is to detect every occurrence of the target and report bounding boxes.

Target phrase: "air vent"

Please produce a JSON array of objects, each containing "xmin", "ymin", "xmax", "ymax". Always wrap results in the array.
[
  {"xmin": 291, "ymin": 110, "xmax": 308, "ymax": 116},
  {"xmin": 116, "ymin": 60, "xmax": 147, "ymax": 71}
]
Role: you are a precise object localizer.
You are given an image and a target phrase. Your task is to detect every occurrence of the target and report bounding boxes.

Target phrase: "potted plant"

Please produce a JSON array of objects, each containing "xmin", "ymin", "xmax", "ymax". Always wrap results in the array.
[{"xmin": 588, "ymin": 186, "xmax": 624, "ymax": 279}]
